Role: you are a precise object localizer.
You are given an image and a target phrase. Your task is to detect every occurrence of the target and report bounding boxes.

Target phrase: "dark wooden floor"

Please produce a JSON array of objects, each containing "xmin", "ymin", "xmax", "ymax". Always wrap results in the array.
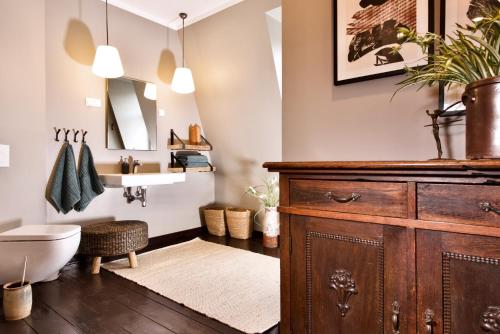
[{"xmin": 0, "ymin": 233, "xmax": 280, "ymax": 334}]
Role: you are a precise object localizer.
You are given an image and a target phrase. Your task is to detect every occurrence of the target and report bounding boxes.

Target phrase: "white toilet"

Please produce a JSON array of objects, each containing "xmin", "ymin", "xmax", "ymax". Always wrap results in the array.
[{"xmin": 0, "ymin": 224, "xmax": 81, "ymax": 284}]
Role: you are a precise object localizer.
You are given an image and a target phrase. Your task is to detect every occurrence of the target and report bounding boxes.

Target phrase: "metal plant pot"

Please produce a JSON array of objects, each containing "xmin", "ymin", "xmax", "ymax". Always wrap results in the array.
[{"xmin": 462, "ymin": 76, "xmax": 500, "ymax": 159}]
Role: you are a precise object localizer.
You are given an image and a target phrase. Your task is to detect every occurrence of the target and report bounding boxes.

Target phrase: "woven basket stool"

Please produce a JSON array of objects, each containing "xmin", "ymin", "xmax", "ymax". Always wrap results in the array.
[{"xmin": 79, "ymin": 220, "xmax": 148, "ymax": 274}]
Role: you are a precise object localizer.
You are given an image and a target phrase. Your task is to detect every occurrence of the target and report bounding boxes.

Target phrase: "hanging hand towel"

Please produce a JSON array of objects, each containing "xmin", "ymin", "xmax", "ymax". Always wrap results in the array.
[
  {"xmin": 47, "ymin": 142, "xmax": 81, "ymax": 214},
  {"xmin": 75, "ymin": 144, "xmax": 105, "ymax": 212}
]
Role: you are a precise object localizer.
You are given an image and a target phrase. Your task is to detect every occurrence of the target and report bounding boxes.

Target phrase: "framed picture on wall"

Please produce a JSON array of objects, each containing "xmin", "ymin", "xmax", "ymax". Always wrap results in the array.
[
  {"xmin": 439, "ymin": 0, "xmax": 499, "ymax": 112},
  {"xmin": 334, "ymin": 0, "xmax": 434, "ymax": 85}
]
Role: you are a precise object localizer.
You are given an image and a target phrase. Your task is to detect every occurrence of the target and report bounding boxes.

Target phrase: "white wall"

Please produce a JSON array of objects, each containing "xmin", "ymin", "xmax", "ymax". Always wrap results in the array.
[
  {"xmin": 0, "ymin": 0, "xmax": 215, "ymax": 237},
  {"xmin": 186, "ymin": 0, "xmax": 283, "ymax": 217},
  {"xmin": 0, "ymin": 0, "xmax": 47, "ymax": 231},
  {"xmin": 282, "ymin": 0, "xmax": 465, "ymax": 161},
  {"xmin": 44, "ymin": 0, "xmax": 214, "ymax": 237}
]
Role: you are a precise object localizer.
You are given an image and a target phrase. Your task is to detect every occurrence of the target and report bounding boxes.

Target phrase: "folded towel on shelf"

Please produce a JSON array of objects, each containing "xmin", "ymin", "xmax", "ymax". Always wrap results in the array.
[
  {"xmin": 177, "ymin": 155, "xmax": 208, "ymax": 163},
  {"xmin": 75, "ymin": 144, "xmax": 105, "ymax": 212},
  {"xmin": 47, "ymin": 142, "xmax": 81, "ymax": 214},
  {"xmin": 176, "ymin": 151, "xmax": 202, "ymax": 157},
  {"xmin": 185, "ymin": 162, "xmax": 210, "ymax": 168},
  {"xmin": 176, "ymin": 162, "xmax": 210, "ymax": 168}
]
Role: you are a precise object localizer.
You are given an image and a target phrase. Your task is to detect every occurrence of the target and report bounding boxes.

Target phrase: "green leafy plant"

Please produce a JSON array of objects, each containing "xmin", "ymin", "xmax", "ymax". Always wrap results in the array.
[
  {"xmin": 246, "ymin": 176, "xmax": 279, "ymax": 208},
  {"xmin": 393, "ymin": 10, "xmax": 500, "ymax": 95}
]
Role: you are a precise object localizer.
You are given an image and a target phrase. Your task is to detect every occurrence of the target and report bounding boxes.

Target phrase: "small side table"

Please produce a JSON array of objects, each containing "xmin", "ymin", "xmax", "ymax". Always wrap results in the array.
[{"xmin": 79, "ymin": 220, "xmax": 148, "ymax": 274}]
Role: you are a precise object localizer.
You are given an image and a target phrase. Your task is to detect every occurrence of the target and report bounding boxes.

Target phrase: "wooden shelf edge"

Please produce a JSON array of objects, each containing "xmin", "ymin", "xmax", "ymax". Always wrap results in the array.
[
  {"xmin": 168, "ymin": 166, "xmax": 216, "ymax": 173},
  {"xmin": 167, "ymin": 140, "xmax": 212, "ymax": 151}
]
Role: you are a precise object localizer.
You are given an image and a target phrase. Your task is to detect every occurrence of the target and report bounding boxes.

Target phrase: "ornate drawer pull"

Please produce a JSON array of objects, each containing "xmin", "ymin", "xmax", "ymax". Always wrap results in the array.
[
  {"xmin": 480, "ymin": 202, "xmax": 500, "ymax": 215},
  {"xmin": 325, "ymin": 192, "xmax": 361, "ymax": 203},
  {"xmin": 425, "ymin": 309, "xmax": 435, "ymax": 334},
  {"xmin": 392, "ymin": 301, "xmax": 401, "ymax": 334},
  {"xmin": 480, "ymin": 306, "xmax": 500, "ymax": 332}
]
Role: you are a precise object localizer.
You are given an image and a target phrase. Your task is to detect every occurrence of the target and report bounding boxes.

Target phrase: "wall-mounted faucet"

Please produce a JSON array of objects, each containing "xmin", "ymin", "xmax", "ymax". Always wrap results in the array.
[
  {"xmin": 133, "ymin": 160, "xmax": 142, "ymax": 174},
  {"xmin": 123, "ymin": 186, "xmax": 147, "ymax": 207}
]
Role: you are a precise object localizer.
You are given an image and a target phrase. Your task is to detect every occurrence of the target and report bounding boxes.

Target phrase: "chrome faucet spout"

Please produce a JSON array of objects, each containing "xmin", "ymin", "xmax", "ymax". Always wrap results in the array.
[{"xmin": 133, "ymin": 160, "xmax": 142, "ymax": 174}]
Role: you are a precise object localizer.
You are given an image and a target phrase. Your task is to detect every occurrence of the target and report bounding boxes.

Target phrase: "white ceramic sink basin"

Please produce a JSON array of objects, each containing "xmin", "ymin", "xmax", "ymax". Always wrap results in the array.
[{"xmin": 99, "ymin": 173, "xmax": 186, "ymax": 188}]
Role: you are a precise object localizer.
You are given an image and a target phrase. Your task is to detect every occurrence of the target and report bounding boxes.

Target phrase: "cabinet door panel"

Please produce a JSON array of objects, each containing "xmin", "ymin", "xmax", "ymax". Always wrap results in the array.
[
  {"xmin": 417, "ymin": 231, "xmax": 500, "ymax": 334},
  {"xmin": 290, "ymin": 216, "xmax": 409, "ymax": 334}
]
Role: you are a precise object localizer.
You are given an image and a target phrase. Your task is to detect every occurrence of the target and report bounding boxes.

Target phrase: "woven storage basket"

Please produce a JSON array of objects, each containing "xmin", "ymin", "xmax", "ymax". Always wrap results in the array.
[
  {"xmin": 204, "ymin": 208, "xmax": 226, "ymax": 237},
  {"xmin": 79, "ymin": 221, "xmax": 148, "ymax": 257},
  {"xmin": 226, "ymin": 208, "xmax": 252, "ymax": 240}
]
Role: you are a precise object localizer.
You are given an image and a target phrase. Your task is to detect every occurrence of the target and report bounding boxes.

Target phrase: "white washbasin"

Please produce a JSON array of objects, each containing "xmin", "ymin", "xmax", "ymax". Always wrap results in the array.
[{"xmin": 99, "ymin": 173, "xmax": 186, "ymax": 188}]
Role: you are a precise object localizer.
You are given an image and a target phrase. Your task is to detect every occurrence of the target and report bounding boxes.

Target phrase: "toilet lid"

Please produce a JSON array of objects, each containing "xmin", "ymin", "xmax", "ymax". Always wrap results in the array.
[{"xmin": 0, "ymin": 225, "xmax": 81, "ymax": 241}]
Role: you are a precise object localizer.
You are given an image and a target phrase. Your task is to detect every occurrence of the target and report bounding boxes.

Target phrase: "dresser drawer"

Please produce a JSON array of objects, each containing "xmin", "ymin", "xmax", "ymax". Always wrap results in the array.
[
  {"xmin": 418, "ymin": 184, "xmax": 500, "ymax": 227},
  {"xmin": 289, "ymin": 179, "xmax": 408, "ymax": 218}
]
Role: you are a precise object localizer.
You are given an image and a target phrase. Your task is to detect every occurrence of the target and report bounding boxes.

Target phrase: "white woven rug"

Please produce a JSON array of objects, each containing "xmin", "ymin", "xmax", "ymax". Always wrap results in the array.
[{"xmin": 102, "ymin": 238, "xmax": 280, "ymax": 333}]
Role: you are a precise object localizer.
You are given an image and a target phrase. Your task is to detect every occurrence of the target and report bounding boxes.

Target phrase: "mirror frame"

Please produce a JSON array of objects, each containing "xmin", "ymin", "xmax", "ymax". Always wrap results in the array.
[{"xmin": 105, "ymin": 76, "xmax": 158, "ymax": 151}]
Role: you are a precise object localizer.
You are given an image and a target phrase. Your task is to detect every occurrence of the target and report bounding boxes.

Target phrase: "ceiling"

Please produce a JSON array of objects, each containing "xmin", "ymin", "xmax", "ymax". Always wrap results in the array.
[{"xmin": 104, "ymin": 0, "xmax": 245, "ymax": 30}]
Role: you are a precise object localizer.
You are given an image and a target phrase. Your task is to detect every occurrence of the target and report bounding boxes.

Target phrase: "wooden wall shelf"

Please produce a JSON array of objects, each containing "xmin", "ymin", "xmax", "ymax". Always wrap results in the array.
[
  {"xmin": 168, "ymin": 129, "xmax": 213, "ymax": 151},
  {"xmin": 167, "ymin": 139, "xmax": 212, "ymax": 151},
  {"xmin": 168, "ymin": 130, "xmax": 215, "ymax": 174},
  {"xmin": 167, "ymin": 165, "xmax": 217, "ymax": 173}
]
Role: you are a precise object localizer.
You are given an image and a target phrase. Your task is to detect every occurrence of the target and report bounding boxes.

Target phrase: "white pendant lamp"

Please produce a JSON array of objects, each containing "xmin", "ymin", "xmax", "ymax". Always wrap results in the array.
[
  {"xmin": 92, "ymin": 0, "xmax": 124, "ymax": 78},
  {"xmin": 171, "ymin": 13, "xmax": 195, "ymax": 94}
]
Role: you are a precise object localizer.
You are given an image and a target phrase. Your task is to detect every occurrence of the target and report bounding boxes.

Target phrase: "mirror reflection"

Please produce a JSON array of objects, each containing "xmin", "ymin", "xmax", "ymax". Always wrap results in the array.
[{"xmin": 106, "ymin": 77, "xmax": 157, "ymax": 151}]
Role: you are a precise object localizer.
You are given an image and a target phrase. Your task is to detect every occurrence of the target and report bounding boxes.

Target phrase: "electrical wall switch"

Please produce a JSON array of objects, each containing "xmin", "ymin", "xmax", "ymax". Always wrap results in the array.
[
  {"xmin": 85, "ymin": 97, "xmax": 102, "ymax": 108},
  {"xmin": 158, "ymin": 109, "xmax": 166, "ymax": 117},
  {"xmin": 0, "ymin": 145, "xmax": 10, "ymax": 167}
]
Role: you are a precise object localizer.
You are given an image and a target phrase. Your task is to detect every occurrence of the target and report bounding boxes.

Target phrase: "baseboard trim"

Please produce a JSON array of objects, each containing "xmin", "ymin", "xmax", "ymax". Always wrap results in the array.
[
  {"xmin": 71, "ymin": 227, "xmax": 205, "ymax": 264},
  {"xmin": 144, "ymin": 227, "xmax": 204, "ymax": 253}
]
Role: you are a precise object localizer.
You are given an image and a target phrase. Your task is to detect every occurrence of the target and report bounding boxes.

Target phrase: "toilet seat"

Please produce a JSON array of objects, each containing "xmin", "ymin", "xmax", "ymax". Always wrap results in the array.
[{"xmin": 0, "ymin": 225, "xmax": 81, "ymax": 242}]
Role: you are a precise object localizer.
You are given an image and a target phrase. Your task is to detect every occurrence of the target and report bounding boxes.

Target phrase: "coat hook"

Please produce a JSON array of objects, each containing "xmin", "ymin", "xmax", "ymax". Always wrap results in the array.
[
  {"xmin": 54, "ymin": 127, "xmax": 62, "ymax": 142},
  {"xmin": 72, "ymin": 129, "xmax": 80, "ymax": 143},
  {"xmin": 82, "ymin": 130, "xmax": 88, "ymax": 144},
  {"xmin": 63, "ymin": 128, "xmax": 70, "ymax": 143}
]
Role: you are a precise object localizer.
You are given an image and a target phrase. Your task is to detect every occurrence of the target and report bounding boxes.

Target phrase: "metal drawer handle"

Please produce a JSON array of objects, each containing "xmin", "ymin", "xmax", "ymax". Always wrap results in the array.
[
  {"xmin": 425, "ymin": 309, "xmax": 435, "ymax": 334},
  {"xmin": 392, "ymin": 301, "xmax": 401, "ymax": 334},
  {"xmin": 480, "ymin": 202, "xmax": 500, "ymax": 215},
  {"xmin": 325, "ymin": 192, "xmax": 361, "ymax": 203}
]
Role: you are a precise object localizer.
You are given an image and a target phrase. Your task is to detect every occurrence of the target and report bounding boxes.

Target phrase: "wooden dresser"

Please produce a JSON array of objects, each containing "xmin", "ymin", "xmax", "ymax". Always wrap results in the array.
[{"xmin": 264, "ymin": 161, "xmax": 500, "ymax": 334}]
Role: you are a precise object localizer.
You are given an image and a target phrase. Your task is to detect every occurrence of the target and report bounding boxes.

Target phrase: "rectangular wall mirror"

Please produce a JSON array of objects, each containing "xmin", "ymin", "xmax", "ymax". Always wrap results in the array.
[{"xmin": 106, "ymin": 77, "xmax": 157, "ymax": 151}]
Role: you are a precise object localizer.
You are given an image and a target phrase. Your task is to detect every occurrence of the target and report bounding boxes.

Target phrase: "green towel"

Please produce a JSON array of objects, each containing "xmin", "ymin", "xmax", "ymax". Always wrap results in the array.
[
  {"xmin": 176, "ymin": 151, "xmax": 202, "ymax": 157},
  {"xmin": 75, "ymin": 144, "xmax": 105, "ymax": 212},
  {"xmin": 177, "ymin": 162, "xmax": 210, "ymax": 168},
  {"xmin": 177, "ymin": 155, "xmax": 208, "ymax": 163},
  {"xmin": 47, "ymin": 143, "xmax": 81, "ymax": 214}
]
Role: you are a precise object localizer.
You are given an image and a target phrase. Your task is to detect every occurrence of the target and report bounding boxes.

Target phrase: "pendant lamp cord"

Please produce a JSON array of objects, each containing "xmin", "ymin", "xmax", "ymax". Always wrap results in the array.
[
  {"xmin": 106, "ymin": 0, "xmax": 109, "ymax": 45},
  {"xmin": 182, "ymin": 16, "xmax": 185, "ymax": 67}
]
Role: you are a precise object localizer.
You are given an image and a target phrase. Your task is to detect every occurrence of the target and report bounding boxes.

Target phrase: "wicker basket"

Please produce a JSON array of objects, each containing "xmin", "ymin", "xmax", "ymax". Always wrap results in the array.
[
  {"xmin": 204, "ymin": 208, "xmax": 226, "ymax": 236},
  {"xmin": 226, "ymin": 208, "xmax": 252, "ymax": 240},
  {"xmin": 79, "ymin": 220, "xmax": 149, "ymax": 257}
]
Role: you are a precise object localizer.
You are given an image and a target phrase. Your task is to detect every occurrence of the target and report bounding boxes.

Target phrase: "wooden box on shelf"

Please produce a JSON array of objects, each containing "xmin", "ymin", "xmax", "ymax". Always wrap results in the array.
[{"xmin": 167, "ymin": 129, "xmax": 212, "ymax": 151}]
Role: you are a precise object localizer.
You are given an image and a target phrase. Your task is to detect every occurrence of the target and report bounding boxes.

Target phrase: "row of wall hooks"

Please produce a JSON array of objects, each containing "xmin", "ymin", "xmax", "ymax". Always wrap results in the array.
[{"xmin": 54, "ymin": 127, "xmax": 88, "ymax": 143}]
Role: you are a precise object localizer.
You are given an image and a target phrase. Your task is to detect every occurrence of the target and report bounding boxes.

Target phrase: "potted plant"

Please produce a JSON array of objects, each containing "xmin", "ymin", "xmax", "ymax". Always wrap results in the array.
[
  {"xmin": 394, "ymin": 10, "xmax": 500, "ymax": 159},
  {"xmin": 246, "ymin": 176, "xmax": 280, "ymax": 248}
]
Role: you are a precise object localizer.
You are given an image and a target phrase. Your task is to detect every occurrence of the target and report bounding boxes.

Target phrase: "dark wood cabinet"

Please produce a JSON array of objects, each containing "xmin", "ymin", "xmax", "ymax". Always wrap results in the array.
[
  {"xmin": 416, "ymin": 230, "xmax": 500, "ymax": 334},
  {"xmin": 290, "ymin": 216, "xmax": 410, "ymax": 334},
  {"xmin": 265, "ymin": 160, "xmax": 500, "ymax": 334}
]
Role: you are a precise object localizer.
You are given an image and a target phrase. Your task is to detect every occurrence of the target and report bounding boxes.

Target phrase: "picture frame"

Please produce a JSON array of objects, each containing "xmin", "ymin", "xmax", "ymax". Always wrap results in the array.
[{"xmin": 333, "ymin": 0, "xmax": 434, "ymax": 86}]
